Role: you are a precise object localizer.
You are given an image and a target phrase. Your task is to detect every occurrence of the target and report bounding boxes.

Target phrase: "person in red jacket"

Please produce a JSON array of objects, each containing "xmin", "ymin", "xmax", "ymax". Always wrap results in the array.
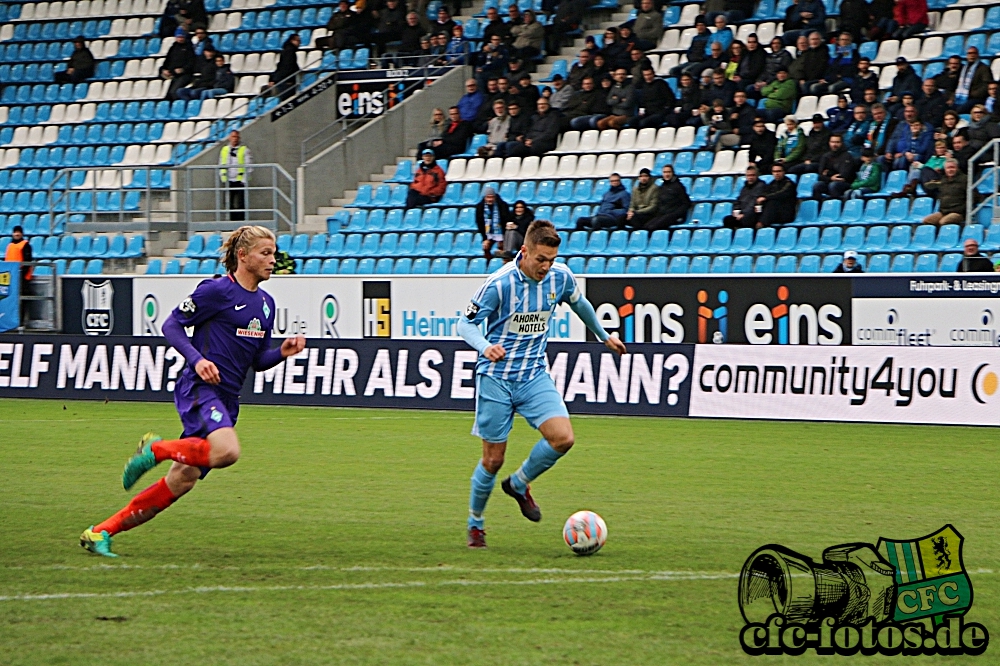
[
  {"xmin": 892, "ymin": 0, "xmax": 928, "ymax": 40},
  {"xmin": 406, "ymin": 149, "xmax": 448, "ymax": 208}
]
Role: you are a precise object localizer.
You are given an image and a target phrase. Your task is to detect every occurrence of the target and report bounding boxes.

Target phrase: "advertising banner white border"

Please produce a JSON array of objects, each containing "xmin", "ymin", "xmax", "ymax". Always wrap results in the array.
[{"xmin": 689, "ymin": 345, "xmax": 1000, "ymax": 426}]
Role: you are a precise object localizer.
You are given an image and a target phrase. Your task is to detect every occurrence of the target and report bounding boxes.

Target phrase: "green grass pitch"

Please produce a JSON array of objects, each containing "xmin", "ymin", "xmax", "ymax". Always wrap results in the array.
[{"xmin": 1, "ymin": 398, "xmax": 998, "ymax": 665}]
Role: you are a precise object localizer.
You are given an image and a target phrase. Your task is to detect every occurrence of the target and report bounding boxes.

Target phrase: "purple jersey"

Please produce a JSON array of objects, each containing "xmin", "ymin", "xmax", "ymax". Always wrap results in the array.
[{"xmin": 163, "ymin": 274, "xmax": 282, "ymax": 399}]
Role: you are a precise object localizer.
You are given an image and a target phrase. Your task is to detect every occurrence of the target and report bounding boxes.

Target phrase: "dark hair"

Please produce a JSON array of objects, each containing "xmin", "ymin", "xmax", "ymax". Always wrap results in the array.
[
  {"xmin": 861, "ymin": 148, "xmax": 875, "ymax": 158},
  {"xmin": 11, "ymin": 225, "xmax": 23, "ymax": 234},
  {"xmin": 525, "ymin": 219, "xmax": 560, "ymax": 248}
]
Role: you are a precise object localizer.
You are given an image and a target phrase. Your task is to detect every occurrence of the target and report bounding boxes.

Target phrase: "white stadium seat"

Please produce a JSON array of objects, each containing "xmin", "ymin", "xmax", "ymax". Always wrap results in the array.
[
  {"xmin": 537, "ymin": 155, "xmax": 558, "ymax": 178},
  {"xmin": 873, "ymin": 40, "xmax": 899, "ymax": 64},
  {"xmin": 556, "ymin": 154, "xmax": 578, "ymax": 177},
  {"xmin": 482, "ymin": 157, "xmax": 503, "ymax": 180},
  {"xmin": 632, "ymin": 152, "xmax": 654, "ymax": 176},
  {"xmin": 445, "ymin": 158, "xmax": 466, "ymax": 180},
  {"xmin": 672, "ymin": 126, "xmax": 694, "ymax": 149},
  {"xmin": 460, "ymin": 158, "xmax": 484, "ymax": 181},
  {"xmin": 654, "ymin": 126, "xmax": 675, "ymax": 150},
  {"xmin": 500, "ymin": 157, "xmax": 521, "ymax": 179},
  {"xmin": 596, "ymin": 129, "xmax": 618, "ymax": 151},
  {"xmin": 615, "ymin": 128, "xmax": 637, "ymax": 151},
  {"xmin": 936, "ymin": 9, "xmax": 961, "ymax": 33},
  {"xmin": 707, "ymin": 151, "xmax": 733, "ymax": 174},
  {"xmin": 556, "ymin": 131, "xmax": 579, "ymax": 152},
  {"xmin": 518, "ymin": 155, "xmax": 540, "ymax": 178},
  {"xmin": 919, "ymin": 36, "xmax": 942, "ymax": 60},
  {"xmin": 612, "ymin": 153, "xmax": 634, "ymax": 176},
  {"xmin": 577, "ymin": 130, "xmax": 599, "ymax": 152},
  {"xmin": 574, "ymin": 153, "xmax": 595, "ymax": 177},
  {"xmin": 634, "ymin": 128, "xmax": 656, "ymax": 151},
  {"xmin": 960, "ymin": 7, "xmax": 983, "ymax": 30},
  {"xmin": 898, "ymin": 38, "xmax": 921, "ymax": 61},
  {"xmin": 594, "ymin": 153, "xmax": 616, "ymax": 177},
  {"xmin": 795, "ymin": 96, "xmax": 818, "ymax": 119}
]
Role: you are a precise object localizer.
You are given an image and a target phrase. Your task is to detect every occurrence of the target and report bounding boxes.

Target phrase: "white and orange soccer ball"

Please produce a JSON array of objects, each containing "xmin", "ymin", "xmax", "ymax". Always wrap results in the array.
[{"xmin": 563, "ymin": 510, "xmax": 607, "ymax": 556}]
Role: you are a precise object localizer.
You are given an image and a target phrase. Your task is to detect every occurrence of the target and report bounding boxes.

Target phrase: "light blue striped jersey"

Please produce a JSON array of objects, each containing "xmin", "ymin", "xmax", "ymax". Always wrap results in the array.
[{"xmin": 464, "ymin": 255, "xmax": 581, "ymax": 381}]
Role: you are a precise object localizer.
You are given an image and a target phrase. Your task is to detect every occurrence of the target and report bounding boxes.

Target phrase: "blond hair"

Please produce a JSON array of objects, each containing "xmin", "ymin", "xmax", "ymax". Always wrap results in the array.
[{"xmin": 221, "ymin": 225, "xmax": 276, "ymax": 273}]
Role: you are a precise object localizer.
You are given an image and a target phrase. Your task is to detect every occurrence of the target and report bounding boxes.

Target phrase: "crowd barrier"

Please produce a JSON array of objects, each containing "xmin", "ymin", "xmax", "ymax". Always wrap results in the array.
[{"xmin": 1, "ymin": 336, "xmax": 998, "ymax": 426}]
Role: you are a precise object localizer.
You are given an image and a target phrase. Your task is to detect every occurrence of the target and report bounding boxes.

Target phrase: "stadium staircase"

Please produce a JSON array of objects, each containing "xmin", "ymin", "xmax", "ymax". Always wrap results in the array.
[{"xmin": 3, "ymin": 0, "xmax": 1000, "ymax": 277}]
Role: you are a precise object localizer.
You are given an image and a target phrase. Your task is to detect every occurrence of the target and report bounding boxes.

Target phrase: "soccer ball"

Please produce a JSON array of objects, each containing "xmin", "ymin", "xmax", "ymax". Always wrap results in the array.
[{"xmin": 563, "ymin": 510, "xmax": 607, "ymax": 556}]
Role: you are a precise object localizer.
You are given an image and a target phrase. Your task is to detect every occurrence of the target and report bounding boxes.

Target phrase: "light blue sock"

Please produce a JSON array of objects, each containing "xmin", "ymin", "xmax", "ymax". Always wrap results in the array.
[
  {"xmin": 509, "ymin": 438, "xmax": 564, "ymax": 495},
  {"xmin": 468, "ymin": 462, "xmax": 496, "ymax": 530}
]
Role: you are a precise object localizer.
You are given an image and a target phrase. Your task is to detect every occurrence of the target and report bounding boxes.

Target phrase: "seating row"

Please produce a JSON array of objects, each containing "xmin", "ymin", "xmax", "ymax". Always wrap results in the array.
[
  {"xmin": 0, "ymin": 142, "xmax": 190, "ymax": 169},
  {"xmin": 152, "ymin": 252, "xmax": 978, "ymax": 276},
  {"xmin": 0, "ymin": 232, "xmax": 144, "ymax": 258},
  {"xmin": 0, "ymin": 188, "xmax": 142, "ymax": 213}
]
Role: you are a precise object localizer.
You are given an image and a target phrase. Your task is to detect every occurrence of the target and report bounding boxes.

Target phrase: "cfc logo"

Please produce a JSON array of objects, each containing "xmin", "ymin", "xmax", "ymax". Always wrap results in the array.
[
  {"xmin": 363, "ymin": 281, "xmax": 391, "ymax": 338},
  {"xmin": 745, "ymin": 286, "xmax": 843, "ymax": 345}
]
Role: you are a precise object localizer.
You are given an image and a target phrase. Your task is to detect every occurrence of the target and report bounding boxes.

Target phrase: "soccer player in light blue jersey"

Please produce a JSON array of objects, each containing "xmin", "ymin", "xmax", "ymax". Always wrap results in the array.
[{"xmin": 458, "ymin": 219, "xmax": 626, "ymax": 548}]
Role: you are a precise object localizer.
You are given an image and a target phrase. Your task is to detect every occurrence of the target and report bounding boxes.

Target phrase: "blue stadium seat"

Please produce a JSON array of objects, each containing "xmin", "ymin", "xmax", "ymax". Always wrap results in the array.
[
  {"xmin": 753, "ymin": 255, "xmax": 776, "ymax": 273},
  {"xmin": 841, "ymin": 226, "xmax": 865, "ymax": 251},
  {"xmin": 688, "ymin": 228, "xmax": 711, "ymax": 253},
  {"xmin": 818, "ymin": 199, "xmax": 842, "ymax": 224},
  {"xmin": 386, "ymin": 160, "xmax": 413, "ymax": 183},
  {"xmin": 667, "ymin": 256, "xmax": 689, "ymax": 274},
  {"xmin": 357, "ymin": 258, "xmax": 376, "ymax": 274},
  {"xmin": 961, "ymin": 223, "xmax": 985, "ymax": 246},
  {"xmin": 775, "ymin": 255, "xmax": 797, "ymax": 273},
  {"xmin": 646, "ymin": 255, "xmax": 668, "ymax": 273},
  {"xmin": 336, "ymin": 258, "xmax": 356, "ymax": 274},
  {"xmin": 584, "ymin": 257, "xmax": 605, "ymax": 274},
  {"xmin": 625, "ymin": 230, "xmax": 648, "ymax": 254},
  {"xmin": 164, "ymin": 259, "xmax": 181, "ymax": 274},
  {"xmin": 914, "ymin": 253, "xmax": 938, "ymax": 272},
  {"xmin": 145, "ymin": 259, "xmax": 162, "ymax": 275},
  {"xmin": 709, "ymin": 255, "xmax": 731, "ymax": 274},
  {"xmin": 349, "ymin": 184, "xmax": 373, "ymax": 207},
  {"xmin": 817, "ymin": 226, "xmax": 842, "ymax": 252},
  {"xmin": 820, "ymin": 255, "xmax": 842, "ymax": 272},
  {"xmin": 605, "ymin": 256, "xmax": 625, "ymax": 273},
  {"xmin": 909, "ymin": 197, "xmax": 934, "ymax": 221},
  {"xmin": 940, "ymin": 253, "xmax": 962, "ymax": 272},
  {"xmin": 646, "ymin": 229, "xmax": 669, "ymax": 254},
  {"xmin": 933, "ymin": 224, "xmax": 960, "ymax": 251},
  {"xmin": 773, "ymin": 227, "xmax": 798, "ymax": 253},
  {"xmin": 320, "ymin": 258, "xmax": 339, "ymax": 274},
  {"xmin": 666, "ymin": 228, "xmax": 690, "ymax": 254},
  {"xmin": 729, "ymin": 255, "xmax": 751, "ymax": 273},
  {"xmin": 566, "ymin": 256, "xmax": 585, "ymax": 273},
  {"xmin": 887, "ymin": 225, "xmax": 911, "ymax": 251},
  {"xmin": 67, "ymin": 259, "xmax": 85, "ymax": 274},
  {"xmin": 303, "ymin": 258, "xmax": 321, "ymax": 274},
  {"xmin": 625, "ymin": 256, "xmax": 646, "ymax": 273},
  {"xmin": 798, "ymin": 255, "xmax": 821, "ymax": 273},
  {"xmin": 688, "ymin": 255, "xmax": 709, "ymax": 274},
  {"xmin": 391, "ymin": 258, "xmax": 412, "ymax": 274},
  {"xmin": 467, "ymin": 257, "xmax": 487, "ymax": 274},
  {"xmin": 708, "ymin": 228, "xmax": 732, "ymax": 253},
  {"xmin": 750, "ymin": 227, "xmax": 775, "ymax": 253},
  {"xmin": 867, "ymin": 253, "xmax": 890, "ymax": 272},
  {"xmin": 728, "ymin": 227, "xmax": 753, "ymax": 254},
  {"xmin": 374, "ymin": 257, "xmax": 393, "ymax": 274},
  {"xmin": 796, "ymin": 173, "xmax": 818, "ymax": 198},
  {"xmin": 585, "ymin": 230, "xmax": 609, "ymax": 254}
]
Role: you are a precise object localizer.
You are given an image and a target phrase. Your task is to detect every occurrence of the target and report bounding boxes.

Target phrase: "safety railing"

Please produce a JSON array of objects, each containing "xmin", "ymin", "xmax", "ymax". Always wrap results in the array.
[
  {"xmin": 47, "ymin": 163, "xmax": 295, "ymax": 233},
  {"xmin": 968, "ymin": 138, "xmax": 1000, "ymax": 227},
  {"xmin": 184, "ymin": 163, "xmax": 296, "ymax": 233},
  {"xmin": 299, "ymin": 57, "xmax": 459, "ymax": 165},
  {"xmin": 16, "ymin": 261, "xmax": 59, "ymax": 332}
]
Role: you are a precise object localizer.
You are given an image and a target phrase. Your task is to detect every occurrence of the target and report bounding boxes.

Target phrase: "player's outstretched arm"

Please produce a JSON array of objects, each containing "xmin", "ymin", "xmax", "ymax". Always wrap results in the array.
[{"xmin": 569, "ymin": 297, "xmax": 626, "ymax": 355}]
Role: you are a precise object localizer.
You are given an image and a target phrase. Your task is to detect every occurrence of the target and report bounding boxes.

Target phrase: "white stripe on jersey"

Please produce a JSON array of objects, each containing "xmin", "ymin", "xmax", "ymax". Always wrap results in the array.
[{"xmin": 472, "ymin": 258, "xmax": 579, "ymax": 382}]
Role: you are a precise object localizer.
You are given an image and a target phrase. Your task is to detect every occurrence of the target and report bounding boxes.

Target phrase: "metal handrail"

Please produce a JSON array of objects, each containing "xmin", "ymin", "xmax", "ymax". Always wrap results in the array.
[
  {"xmin": 967, "ymin": 138, "xmax": 999, "ymax": 228},
  {"xmin": 300, "ymin": 57, "xmax": 458, "ymax": 165},
  {"xmin": 48, "ymin": 166, "xmax": 160, "ymax": 232},
  {"xmin": 184, "ymin": 163, "xmax": 296, "ymax": 233}
]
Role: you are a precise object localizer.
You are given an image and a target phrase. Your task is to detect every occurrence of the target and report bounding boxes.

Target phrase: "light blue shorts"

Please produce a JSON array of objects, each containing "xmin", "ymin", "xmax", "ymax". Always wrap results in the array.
[{"xmin": 472, "ymin": 372, "xmax": 569, "ymax": 443}]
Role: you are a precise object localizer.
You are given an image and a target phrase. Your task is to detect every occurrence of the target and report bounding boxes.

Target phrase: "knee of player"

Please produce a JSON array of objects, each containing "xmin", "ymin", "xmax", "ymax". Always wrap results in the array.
[
  {"xmin": 550, "ymin": 432, "xmax": 575, "ymax": 453},
  {"xmin": 215, "ymin": 442, "xmax": 242, "ymax": 467},
  {"xmin": 482, "ymin": 452, "xmax": 505, "ymax": 473}
]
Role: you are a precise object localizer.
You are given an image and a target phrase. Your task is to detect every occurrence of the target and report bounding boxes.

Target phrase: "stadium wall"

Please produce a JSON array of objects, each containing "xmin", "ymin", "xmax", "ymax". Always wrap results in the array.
[
  {"xmin": 59, "ymin": 274, "xmax": 1000, "ymax": 348},
  {"xmin": 298, "ymin": 65, "xmax": 468, "ymax": 217},
  {"xmin": 2, "ymin": 335, "xmax": 1000, "ymax": 427}
]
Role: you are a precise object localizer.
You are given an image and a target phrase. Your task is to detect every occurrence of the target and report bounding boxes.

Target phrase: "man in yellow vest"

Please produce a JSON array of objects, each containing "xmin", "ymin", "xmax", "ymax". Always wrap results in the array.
[
  {"xmin": 4, "ymin": 224, "xmax": 32, "ymax": 324},
  {"xmin": 219, "ymin": 130, "xmax": 253, "ymax": 221}
]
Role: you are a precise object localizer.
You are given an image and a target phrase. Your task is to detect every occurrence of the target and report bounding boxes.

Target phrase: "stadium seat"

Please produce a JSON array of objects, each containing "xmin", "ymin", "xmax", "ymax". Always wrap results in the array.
[
  {"xmin": 775, "ymin": 255, "xmax": 797, "ymax": 273},
  {"xmin": 867, "ymin": 253, "xmax": 890, "ymax": 272},
  {"xmin": 753, "ymin": 255, "xmax": 776, "ymax": 273}
]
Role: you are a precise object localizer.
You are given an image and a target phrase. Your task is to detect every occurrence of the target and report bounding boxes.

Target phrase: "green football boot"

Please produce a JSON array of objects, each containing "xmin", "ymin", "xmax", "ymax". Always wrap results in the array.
[
  {"xmin": 122, "ymin": 432, "xmax": 161, "ymax": 491},
  {"xmin": 80, "ymin": 526, "xmax": 118, "ymax": 558}
]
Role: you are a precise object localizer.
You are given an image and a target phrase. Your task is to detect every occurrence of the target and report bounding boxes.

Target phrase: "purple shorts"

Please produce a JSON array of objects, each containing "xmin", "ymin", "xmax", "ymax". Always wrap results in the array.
[{"xmin": 174, "ymin": 374, "xmax": 240, "ymax": 479}]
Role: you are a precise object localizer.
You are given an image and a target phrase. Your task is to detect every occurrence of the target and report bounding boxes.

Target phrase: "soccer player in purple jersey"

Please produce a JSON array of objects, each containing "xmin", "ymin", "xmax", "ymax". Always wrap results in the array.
[{"xmin": 80, "ymin": 226, "xmax": 305, "ymax": 557}]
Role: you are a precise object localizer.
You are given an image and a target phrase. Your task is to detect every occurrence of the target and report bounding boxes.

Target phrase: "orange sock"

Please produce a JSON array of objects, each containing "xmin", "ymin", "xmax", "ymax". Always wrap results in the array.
[
  {"xmin": 151, "ymin": 437, "xmax": 211, "ymax": 467},
  {"xmin": 94, "ymin": 478, "xmax": 179, "ymax": 536}
]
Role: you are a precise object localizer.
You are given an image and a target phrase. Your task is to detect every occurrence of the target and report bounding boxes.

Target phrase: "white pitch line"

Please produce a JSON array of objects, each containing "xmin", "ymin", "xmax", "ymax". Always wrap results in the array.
[{"xmin": 0, "ymin": 573, "xmax": 736, "ymax": 603}]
